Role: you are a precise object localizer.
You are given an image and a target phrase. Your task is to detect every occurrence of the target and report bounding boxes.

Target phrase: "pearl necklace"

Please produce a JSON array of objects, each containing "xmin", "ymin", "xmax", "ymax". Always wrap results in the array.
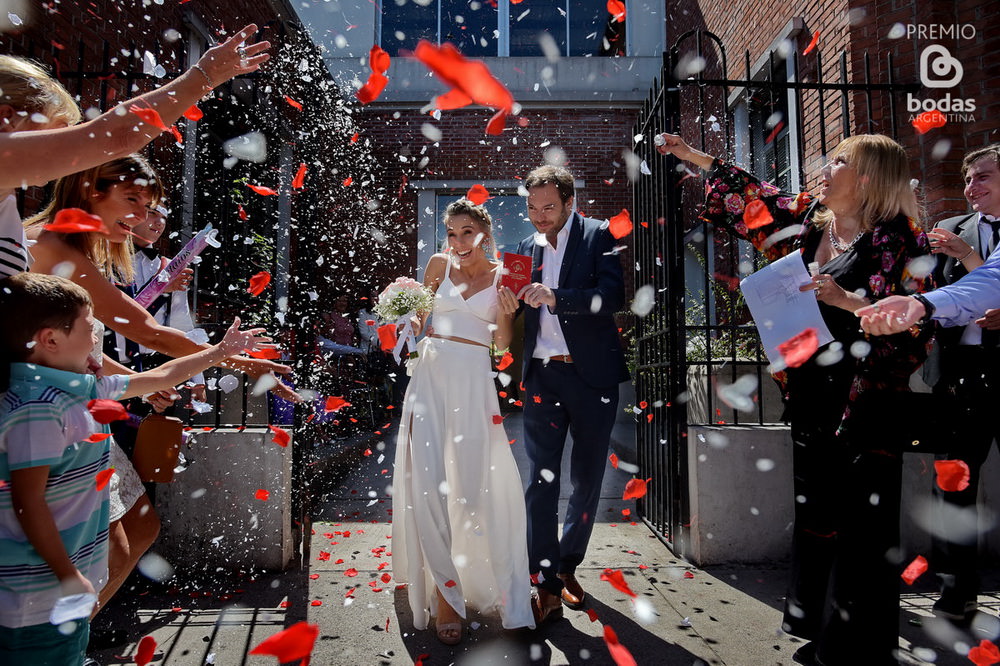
[{"xmin": 828, "ymin": 219, "xmax": 865, "ymax": 252}]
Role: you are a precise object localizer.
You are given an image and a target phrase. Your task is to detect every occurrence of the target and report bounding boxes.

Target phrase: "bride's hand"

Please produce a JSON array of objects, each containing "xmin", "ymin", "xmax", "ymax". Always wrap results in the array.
[{"xmin": 497, "ymin": 286, "xmax": 519, "ymax": 315}]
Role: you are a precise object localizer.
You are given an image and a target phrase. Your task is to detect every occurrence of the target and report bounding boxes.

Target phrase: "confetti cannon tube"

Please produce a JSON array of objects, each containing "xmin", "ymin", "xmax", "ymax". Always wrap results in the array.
[{"xmin": 134, "ymin": 224, "xmax": 220, "ymax": 308}]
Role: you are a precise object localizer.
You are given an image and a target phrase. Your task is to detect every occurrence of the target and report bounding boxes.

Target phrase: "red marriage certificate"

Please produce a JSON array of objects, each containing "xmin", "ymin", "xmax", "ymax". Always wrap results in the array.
[{"xmin": 501, "ymin": 252, "xmax": 533, "ymax": 296}]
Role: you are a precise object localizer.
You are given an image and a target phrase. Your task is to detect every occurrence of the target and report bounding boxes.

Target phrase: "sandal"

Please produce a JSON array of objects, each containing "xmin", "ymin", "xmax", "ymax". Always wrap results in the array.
[{"xmin": 436, "ymin": 621, "xmax": 463, "ymax": 646}]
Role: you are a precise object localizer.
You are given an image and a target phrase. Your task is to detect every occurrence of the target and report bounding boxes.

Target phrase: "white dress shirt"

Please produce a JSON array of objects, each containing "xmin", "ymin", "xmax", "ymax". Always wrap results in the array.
[
  {"xmin": 928, "ymin": 214, "xmax": 1000, "ymax": 327},
  {"xmin": 532, "ymin": 221, "xmax": 572, "ymax": 359},
  {"xmin": 958, "ymin": 214, "xmax": 1000, "ymax": 345}
]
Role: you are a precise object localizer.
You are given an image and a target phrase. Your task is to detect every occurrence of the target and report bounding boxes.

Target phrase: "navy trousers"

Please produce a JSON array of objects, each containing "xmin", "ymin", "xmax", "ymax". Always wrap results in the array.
[{"xmin": 522, "ymin": 358, "xmax": 619, "ymax": 594}]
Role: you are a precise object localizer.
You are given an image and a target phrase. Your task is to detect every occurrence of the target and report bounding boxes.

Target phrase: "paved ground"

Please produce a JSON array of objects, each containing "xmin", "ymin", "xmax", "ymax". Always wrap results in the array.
[{"xmin": 91, "ymin": 412, "xmax": 1000, "ymax": 665}]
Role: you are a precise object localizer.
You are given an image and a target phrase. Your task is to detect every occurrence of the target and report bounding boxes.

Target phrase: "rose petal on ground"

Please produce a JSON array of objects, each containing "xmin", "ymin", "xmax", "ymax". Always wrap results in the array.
[
  {"xmin": 255, "ymin": 489, "xmax": 270, "ymax": 501},
  {"xmin": 134, "ymin": 635, "xmax": 157, "ymax": 666},
  {"xmin": 603, "ymin": 625, "xmax": 637, "ymax": 666}
]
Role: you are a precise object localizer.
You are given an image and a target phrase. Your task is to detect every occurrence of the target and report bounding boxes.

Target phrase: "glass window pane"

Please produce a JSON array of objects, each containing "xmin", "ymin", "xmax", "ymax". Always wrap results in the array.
[
  {"xmin": 509, "ymin": 2, "xmax": 566, "ymax": 57},
  {"xmin": 441, "ymin": 0, "xmax": 498, "ymax": 57},
  {"xmin": 569, "ymin": 0, "xmax": 625, "ymax": 56},
  {"xmin": 381, "ymin": 0, "xmax": 437, "ymax": 57}
]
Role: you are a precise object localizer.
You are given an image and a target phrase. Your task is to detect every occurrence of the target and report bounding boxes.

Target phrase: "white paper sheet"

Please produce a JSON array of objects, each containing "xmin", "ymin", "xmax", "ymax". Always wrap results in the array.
[{"xmin": 739, "ymin": 250, "xmax": 835, "ymax": 367}]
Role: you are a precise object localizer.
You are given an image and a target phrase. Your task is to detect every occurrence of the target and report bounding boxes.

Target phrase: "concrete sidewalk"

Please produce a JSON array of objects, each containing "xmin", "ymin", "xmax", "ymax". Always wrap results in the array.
[{"xmin": 91, "ymin": 413, "xmax": 999, "ymax": 665}]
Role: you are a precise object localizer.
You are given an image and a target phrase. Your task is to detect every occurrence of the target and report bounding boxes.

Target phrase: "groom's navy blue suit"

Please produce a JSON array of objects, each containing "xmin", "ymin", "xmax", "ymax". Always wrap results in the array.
[{"xmin": 516, "ymin": 211, "xmax": 629, "ymax": 594}]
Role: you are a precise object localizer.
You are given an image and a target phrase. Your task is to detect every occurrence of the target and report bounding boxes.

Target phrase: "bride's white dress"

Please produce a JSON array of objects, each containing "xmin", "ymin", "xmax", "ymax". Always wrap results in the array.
[{"xmin": 391, "ymin": 260, "xmax": 535, "ymax": 630}]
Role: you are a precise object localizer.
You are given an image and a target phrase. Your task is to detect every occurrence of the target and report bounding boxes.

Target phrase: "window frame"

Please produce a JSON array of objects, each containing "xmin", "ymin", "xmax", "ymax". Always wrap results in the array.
[{"xmin": 378, "ymin": 0, "xmax": 628, "ymax": 58}]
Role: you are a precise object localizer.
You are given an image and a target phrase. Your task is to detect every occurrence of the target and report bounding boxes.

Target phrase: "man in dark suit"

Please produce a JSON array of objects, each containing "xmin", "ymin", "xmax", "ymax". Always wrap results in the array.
[
  {"xmin": 925, "ymin": 144, "xmax": 1000, "ymax": 621},
  {"xmin": 515, "ymin": 165, "xmax": 629, "ymax": 623}
]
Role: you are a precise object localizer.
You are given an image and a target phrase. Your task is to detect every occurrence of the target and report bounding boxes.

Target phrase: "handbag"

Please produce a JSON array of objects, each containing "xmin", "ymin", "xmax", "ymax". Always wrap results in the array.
[{"xmin": 132, "ymin": 412, "xmax": 184, "ymax": 483}]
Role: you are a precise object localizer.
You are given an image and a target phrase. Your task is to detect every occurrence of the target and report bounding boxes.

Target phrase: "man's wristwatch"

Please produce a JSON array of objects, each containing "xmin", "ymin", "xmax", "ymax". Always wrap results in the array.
[{"xmin": 912, "ymin": 293, "xmax": 936, "ymax": 324}]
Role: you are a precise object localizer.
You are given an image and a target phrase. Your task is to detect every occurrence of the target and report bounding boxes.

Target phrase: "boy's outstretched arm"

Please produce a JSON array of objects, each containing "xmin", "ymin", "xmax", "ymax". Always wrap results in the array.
[
  {"xmin": 121, "ymin": 318, "xmax": 270, "ymax": 399},
  {"xmin": 10, "ymin": 467, "xmax": 96, "ymax": 597}
]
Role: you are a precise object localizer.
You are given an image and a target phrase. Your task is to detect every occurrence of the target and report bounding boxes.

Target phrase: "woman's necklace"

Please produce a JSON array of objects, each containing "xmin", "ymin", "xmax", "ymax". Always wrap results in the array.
[{"xmin": 828, "ymin": 219, "xmax": 865, "ymax": 253}]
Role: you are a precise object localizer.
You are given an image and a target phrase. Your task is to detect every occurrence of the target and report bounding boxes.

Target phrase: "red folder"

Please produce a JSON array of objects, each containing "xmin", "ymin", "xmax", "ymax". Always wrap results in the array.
[{"xmin": 501, "ymin": 252, "xmax": 533, "ymax": 296}]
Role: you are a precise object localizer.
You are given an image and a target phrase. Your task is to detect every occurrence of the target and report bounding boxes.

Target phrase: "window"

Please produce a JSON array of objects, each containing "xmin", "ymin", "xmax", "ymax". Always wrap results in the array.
[
  {"xmin": 434, "ymin": 193, "xmax": 533, "ymax": 254},
  {"xmin": 380, "ymin": 0, "xmax": 625, "ymax": 58}
]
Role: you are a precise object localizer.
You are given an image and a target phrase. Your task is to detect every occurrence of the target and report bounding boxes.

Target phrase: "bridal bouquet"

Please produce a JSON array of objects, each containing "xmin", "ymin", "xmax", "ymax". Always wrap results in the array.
[{"xmin": 374, "ymin": 277, "xmax": 434, "ymax": 362}]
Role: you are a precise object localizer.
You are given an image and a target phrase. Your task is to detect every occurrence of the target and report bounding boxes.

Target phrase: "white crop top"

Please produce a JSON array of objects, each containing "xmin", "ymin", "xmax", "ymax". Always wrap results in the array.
[{"xmin": 431, "ymin": 259, "xmax": 500, "ymax": 346}]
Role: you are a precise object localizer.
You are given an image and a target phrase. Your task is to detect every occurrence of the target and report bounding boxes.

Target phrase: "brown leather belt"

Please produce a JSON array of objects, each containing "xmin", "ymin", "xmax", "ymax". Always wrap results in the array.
[{"xmin": 547, "ymin": 354, "xmax": 573, "ymax": 363}]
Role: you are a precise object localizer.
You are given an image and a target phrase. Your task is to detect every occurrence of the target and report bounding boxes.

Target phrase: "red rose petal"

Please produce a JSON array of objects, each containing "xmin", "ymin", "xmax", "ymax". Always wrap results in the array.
[
  {"xmin": 609, "ymin": 209, "xmax": 633, "ymax": 239},
  {"xmin": 250, "ymin": 621, "xmax": 320, "ymax": 662},
  {"xmin": 586, "ymin": 608, "xmax": 600, "ymax": 622},
  {"xmin": 466, "ymin": 184, "xmax": 491, "ymax": 206},
  {"xmin": 935, "ymin": 459, "xmax": 971, "ymax": 492},
  {"xmin": 44, "ymin": 208, "xmax": 108, "ymax": 235},
  {"xmin": 248, "ymin": 271, "xmax": 271, "ymax": 296},
  {"xmin": 246, "ymin": 183, "xmax": 278, "ymax": 197},
  {"xmin": 134, "ymin": 635, "xmax": 157, "ymax": 666},
  {"xmin": 377, "ymin": 324, "xmax": 398, "ymax": 352},
  {"xmin": 237, "ymin": 204, "xmax": 249, "ymax": 221},
  {"xmin": 84, "ymin": 433, "xmax": 112, "ymax": 443},
  {"xmin": 434, "ymin": 88, "xmax": 474, "ymax": 110},
  {"xmin": 380, "ymin": 573, "xmax": 392, "ymax": 583},
  {"xmin": 485, "ymin": 108, "xmax": 508, "ymax": 135},
  {"xmin": 283, "ymin": 95, "xmax": 303, "ymax": 111},
  {"xmin": 342, "ymin": 176, "xmax": 353, "ymax": 187},
  {"xmin": 802, "ymin": 30, "xmax": 820, "ymax": 56},
  {"xmin": 324, "ymin": 396, "xmax": 351, "ymax": 413},
  {"xmin": 492, "ymin": 414, "xmax": 503, "ymax": 424},
  {"xmin": 182, "ymin": 105, "xmax": 203, "ymax": 121},
  {"xmin": 128, "ymin": 104, "xmax": 169, "ymax": 132},
  {"xmin": 609, "ymin": 453, "xmax": 620, "ymax": 469},
  {"xmin": 345, "ymin": 568, "xmax": 359, "ymax": 577},
  {"xmin": 444, "ymin": 579, "xmax": 457, "ymax": 587},
  {"xmin": 350, "ymin": 132, "xmax": 360, "ymax": 143},
  {"xmin": 269, "ymin": 425, "xmax": 290, "ymax": 448},
  {"xmin": 95, "ymin": 468, "xmax": 114, "ymax": 491},
  {"xmin": 912, "ymin": 110, "xmax": 947, "ymax": 134},
  {"xmin": 497, "ymin": 351, "xmax": 514, "ymax": 371},
  {"xmin": 901, "ymin": 555, "xmax": 928, "ymax": 585},
  {"xmin": 599, "ymin": 568, "xmax": 637, "ymax": 597},
  {"xmin": 356, "ymin": 72, "xmax": 388, "ymax": 105},
  {"xmin": 603, "ymin": 625, "xmax": 637, "ymax": 666},
  {"xmin": 743, "ymin": 199, "xmax": 774, "ymax": 229},
  {"xmin": 777, "ymin": 327, "xmax": 819, "ymax": 368},
  {"xmin": 606, "ymin": 0, "xmax": 626, "ymax": 23},
  {"xmin": 369, "ymin": 44, "xmax": 391, "ymax": 75},
  {"xmin": 247, "ymin": 347, "xmax": 281, "ymax": 359},
  {"xmin": 310, "ymin": 599, "xmax": 322, "ymax": 606},
  {"xmin": 622, "ymin": 477, "xmax": 650, "ymax": 500},
  {"xmin": 255, "ymin": 489, "xmax": 270, "ymax": 501},
  {"xmin": 87, "ymin": 399, "xmax": 128, "ymax": 424},
  {"xmin": 292, "ymin": 163, "xmax": 308, "ymax": 190},
  {"xmin": 968, "ymin": 640, "xmax": 1000, "ymax": 666}
]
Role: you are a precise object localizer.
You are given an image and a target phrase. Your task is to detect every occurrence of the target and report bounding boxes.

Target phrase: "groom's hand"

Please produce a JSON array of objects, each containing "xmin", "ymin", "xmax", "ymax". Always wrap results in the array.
[{"xmin": 521, "ymin": 283, "xmax": 556, "ymax": 309}]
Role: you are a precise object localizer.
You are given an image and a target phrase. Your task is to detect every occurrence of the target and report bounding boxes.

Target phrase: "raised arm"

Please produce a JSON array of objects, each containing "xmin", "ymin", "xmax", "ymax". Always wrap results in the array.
[
  {"xmin": 0, "ymin": 24, "xmax": 270, "ymax": 189},
  {"xmin": 654, "ymin": 132, "xmax": 716, "ymax": 170}
]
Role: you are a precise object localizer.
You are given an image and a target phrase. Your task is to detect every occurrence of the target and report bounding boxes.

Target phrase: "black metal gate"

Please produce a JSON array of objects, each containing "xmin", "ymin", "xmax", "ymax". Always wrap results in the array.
[{"xmin": 631, "ymin": 30, "xmax": 919, "ymax": 554}]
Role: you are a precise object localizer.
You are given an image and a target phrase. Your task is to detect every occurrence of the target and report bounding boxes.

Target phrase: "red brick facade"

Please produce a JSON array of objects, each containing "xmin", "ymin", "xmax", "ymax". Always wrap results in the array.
[{"xmin": 666, "ymin": 0, "xmax": 999, "ymax": 225}]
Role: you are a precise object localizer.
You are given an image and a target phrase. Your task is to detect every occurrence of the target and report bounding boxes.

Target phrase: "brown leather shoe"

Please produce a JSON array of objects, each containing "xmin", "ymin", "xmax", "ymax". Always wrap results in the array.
[
  {"xmin": 532, "ymin": 588, "xmax": 564, "ymax": 625},
  {"xmin": 557, "ymin": 573, "xmax": 586, "ymax": 610}
]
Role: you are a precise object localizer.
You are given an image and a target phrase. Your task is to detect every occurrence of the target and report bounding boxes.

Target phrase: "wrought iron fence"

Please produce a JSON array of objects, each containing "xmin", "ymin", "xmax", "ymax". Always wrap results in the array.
[{"xmin": 631, "ymin": 30, "xmax": 918, "ymax": 551}]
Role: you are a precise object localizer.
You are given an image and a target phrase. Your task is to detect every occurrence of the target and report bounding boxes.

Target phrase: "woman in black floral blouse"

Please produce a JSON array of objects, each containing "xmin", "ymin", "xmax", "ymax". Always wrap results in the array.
[{"xmin": 657, "ymin": 132, "xmax": 933, "ymax": 666}]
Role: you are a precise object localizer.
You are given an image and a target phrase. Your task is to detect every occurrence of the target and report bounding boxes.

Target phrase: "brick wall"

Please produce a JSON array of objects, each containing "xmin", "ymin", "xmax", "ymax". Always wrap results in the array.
[
  {"xmin": 356, "ymin": 106, "xmax": 638, "ymax": 276},
  {"xmin": 666, "ymin": 0, "xmax": 1000, "ymax": 225}
]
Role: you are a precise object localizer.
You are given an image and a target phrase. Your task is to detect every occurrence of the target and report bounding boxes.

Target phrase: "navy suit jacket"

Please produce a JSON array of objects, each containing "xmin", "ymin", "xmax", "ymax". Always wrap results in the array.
[{"xmin": 516, "ymin": 212, "xmax": 630, "ymax": 389}]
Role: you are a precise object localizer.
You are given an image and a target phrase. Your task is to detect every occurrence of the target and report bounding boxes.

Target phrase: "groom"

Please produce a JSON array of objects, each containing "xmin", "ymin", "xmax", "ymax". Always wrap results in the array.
[{"xmin": 515, "ymin": 164, "xmax": 629, "ymax": 622}]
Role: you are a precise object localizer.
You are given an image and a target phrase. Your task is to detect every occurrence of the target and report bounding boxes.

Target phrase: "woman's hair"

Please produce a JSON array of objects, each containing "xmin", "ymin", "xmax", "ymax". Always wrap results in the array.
[
  {"xmin": 813, "ymin": 134, "xmax": 922, "ymax": 231},
  {"xmin": 25, "ymin": 154, "xmax": 164, "ymax": 284},
  {"xmin": 442, "ymin": 198, "xmax": 497, "ymax": 260},
  {"xmin": 0, "ymin": 55, "xmax": 81, "ymax": 127}
]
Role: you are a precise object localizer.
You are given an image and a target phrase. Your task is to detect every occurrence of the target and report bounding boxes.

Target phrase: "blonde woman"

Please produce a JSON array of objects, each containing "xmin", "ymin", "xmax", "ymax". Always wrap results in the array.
[
  {"xmin": 657, "ymin": 133, "xmax": 933, "ymax": 666},
  {"xmin": 391, "ymin": 199, "xmax": 535, "ymax": 644}
]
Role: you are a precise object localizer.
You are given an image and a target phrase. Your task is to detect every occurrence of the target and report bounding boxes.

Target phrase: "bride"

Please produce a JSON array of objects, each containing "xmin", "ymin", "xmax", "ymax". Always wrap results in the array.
[{"xmin": 391, "ymin": 198, "xmax": 535, "ymax": 644}]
